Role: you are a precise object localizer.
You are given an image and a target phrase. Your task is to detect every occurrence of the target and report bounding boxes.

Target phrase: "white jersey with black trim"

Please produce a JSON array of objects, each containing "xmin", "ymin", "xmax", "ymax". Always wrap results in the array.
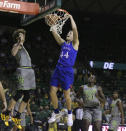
[
  {"xmin": 83, "ymin": 85, "xmax": 100, "ymax": 108},
  {"xmin": 111, "ymin": 98, "xmax": 121, "ymax": 117},
  {"xmin": 15, "ymin": 46, "xmax": 32, "ymax": 67}
]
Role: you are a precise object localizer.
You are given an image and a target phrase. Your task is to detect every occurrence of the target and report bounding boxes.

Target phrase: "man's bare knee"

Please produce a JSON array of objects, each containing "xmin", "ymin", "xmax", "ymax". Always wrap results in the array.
[
  {"xmin": 63, "ymin": 89, "xmax": 70, "ymax": 97},
  {"xmin": 50, "ymin": 86, "xmax": 58, "ymax": 95},
  {"xmin": 65, "ymin": 95, "xmax": 71, "ymax": 101}
]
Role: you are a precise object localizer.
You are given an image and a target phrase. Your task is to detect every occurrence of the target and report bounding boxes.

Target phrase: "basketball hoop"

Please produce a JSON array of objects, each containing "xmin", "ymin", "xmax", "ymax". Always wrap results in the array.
[{"xmin": 45, "ymin": 9, "xmax": 69, "ymax": 34}]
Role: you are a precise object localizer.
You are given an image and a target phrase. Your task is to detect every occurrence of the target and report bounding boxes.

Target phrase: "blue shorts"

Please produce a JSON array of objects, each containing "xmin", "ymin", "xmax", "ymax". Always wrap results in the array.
[{"xmin": 50, "ymin": 65, "xmax": 74, "ymax": 90}]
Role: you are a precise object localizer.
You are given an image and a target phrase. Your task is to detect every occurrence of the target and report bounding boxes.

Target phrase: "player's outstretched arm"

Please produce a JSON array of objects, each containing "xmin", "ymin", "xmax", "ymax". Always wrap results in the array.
[
  {"xmin": 51, "ymin": 26, "xmax": 65, "ymax": 46},
  {"xmin": 118, "ymin": 100, "xmax": 124, "ymax": 124},
  {"xmin": 69, "ymin": 15, "xmax": 79, "ymax": 48},
  {"xmin": 97, "ymin": 86, "xmax": 106, "ymax": 104},
  {"xmin": 0, "ymin": 82, "xmax": 7, "ymax": 112}
]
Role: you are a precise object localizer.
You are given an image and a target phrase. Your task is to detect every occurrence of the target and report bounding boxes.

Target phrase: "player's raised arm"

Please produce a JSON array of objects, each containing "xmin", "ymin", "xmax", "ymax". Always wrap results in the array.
[
  {"xmin": 69, "ymin": 15, "xmax": 79, "ymax": 48},
  {"xmin": 51, "ymin": 26, "xmax": 65, "ymax": 46},
  {"xmin": 11, "ymin": 43, "xmax": 22, "ymax": 56},
  {"xmin": 11, "ymin": 32, "xmax": 25, "ymax": 56}
]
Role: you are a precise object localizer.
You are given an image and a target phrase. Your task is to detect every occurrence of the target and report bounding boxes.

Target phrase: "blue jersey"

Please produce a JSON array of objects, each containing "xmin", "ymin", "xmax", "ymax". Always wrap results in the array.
[{"xmin": 58, "ymin": 41, "xmax": 78, "ymax": 67}]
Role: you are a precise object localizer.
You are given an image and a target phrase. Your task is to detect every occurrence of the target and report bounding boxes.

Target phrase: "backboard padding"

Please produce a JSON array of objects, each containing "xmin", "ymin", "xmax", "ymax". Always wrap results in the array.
[{"xmin": 21, "ymin": 0, "xmax": 61, "ymax": 26}]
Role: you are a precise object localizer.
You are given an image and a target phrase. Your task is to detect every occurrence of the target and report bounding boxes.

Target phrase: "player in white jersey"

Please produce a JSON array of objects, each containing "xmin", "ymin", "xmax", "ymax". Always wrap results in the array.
[
  {"xmin": 77, "ymin": 74, "xmax": 105, "ymax": 131},
  {"xmin": 106, "ymin": 91, "xmax": 124, "ymax": 131},
  {"xmin": 1, "ymin": 29, "xmax": 36, "ymax": 130}
]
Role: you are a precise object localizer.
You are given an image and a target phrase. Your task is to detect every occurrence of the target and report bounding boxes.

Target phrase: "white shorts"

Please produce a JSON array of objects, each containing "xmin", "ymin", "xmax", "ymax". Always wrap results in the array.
[
  {"xmin": 109, "ymin": 117, "xmax": 120, "ymax": 131},
  {"xmin": 83, "ymin": 108, "xmax": 102, "ymax": 123}
]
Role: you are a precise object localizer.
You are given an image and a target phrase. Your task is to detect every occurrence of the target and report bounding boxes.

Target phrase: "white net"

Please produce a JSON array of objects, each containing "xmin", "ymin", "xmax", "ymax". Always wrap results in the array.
[{"xmin": 45, "ymin": 9, "xmax": 69, "ymax": 34}]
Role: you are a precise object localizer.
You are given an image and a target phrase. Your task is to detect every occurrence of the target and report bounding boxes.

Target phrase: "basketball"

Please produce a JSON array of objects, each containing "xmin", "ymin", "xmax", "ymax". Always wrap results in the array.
[{"xmin": 45, "ymin": 14, "xmax": 60, "ymax": 26}]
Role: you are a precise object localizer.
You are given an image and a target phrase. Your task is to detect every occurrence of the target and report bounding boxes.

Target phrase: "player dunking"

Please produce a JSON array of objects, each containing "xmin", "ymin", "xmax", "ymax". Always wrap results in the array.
[
  {"xmin": 48, "ymin": 14, "xmax": 79, "ymax": 126},
  {"xmin": 77, "ymin": 74, "xmax": 105, "ymax": 131},
  {"xmin": 1, "ymin": 29, "xmax": 36, "ymax": 129}
]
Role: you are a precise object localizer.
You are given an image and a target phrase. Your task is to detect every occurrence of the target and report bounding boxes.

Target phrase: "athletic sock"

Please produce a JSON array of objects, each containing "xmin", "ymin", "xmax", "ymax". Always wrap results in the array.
[
  {"xmin": 68, "ymin": 110, "xmax": 72, "ymax": 114},
  {"xmin": 54, "ymin": 108, "xmax": 59, "ymax": 114}
]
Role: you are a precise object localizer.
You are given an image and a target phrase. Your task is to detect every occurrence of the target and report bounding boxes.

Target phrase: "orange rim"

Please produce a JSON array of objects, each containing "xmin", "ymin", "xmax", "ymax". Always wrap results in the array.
[{"xmin": 57, "ymin": 8, "xmax": 69, "ymax": 15}]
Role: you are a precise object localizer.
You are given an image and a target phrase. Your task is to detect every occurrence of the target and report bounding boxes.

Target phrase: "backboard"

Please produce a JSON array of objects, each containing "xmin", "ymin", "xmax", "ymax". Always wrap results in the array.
[
  {"xmin": 21, "ymin": 0, "xmax": 61, "ymax": 26},
  {"xmin": 0, "ymin": 0, "xmax": 61, "ymax": 27}
]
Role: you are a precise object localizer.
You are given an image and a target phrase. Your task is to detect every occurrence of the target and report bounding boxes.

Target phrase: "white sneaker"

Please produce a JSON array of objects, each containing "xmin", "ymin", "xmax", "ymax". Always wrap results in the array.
[
  {"xmin": 67, "ymin": 114, "xmax": 73, "ymax": 126},
  {"xmin": 48, "ymin": 112, "xmax": 62, "ymax": 123}
]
